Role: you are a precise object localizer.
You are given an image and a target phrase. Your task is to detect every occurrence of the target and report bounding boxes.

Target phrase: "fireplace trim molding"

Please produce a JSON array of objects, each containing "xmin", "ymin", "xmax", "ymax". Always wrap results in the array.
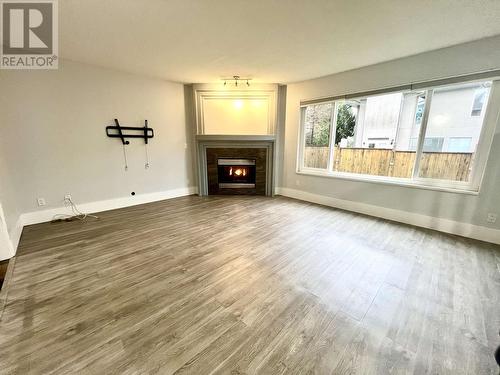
[
  {"xmin": 194, "ymin": 85, "xmax": 278, "ymax": 135},
  {"xmin": 196, "ymin": 135, "xmax": 275, "ymax": 196}
]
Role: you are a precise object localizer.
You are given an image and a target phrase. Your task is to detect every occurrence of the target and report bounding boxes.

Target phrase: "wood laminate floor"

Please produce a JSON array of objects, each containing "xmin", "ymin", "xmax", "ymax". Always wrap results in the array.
[{"xmin": 0, "ymin": 196, "xmax": 499, "ymax": 374}]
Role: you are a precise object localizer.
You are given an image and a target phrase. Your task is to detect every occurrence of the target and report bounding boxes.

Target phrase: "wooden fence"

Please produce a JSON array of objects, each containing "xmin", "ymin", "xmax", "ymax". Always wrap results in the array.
[{"xmin": 304, "ymin": 147, "xmax": 473, "ymax": 181}]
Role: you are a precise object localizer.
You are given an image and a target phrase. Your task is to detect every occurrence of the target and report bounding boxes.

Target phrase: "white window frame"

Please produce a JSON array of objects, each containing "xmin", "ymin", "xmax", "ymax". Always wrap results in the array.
[
  {"xmin": 297, "ymin": 101, "xmax": 336, "ymax": 172},
  {"xmin": 470, "ymin": 87, "xmax": 488, "ymax": 117},
  {"xmin": 296, "ymin": 79, "xmax": 500, "ymax": 193}
]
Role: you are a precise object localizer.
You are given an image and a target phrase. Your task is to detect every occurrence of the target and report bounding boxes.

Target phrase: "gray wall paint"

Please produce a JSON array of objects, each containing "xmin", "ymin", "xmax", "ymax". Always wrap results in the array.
[
  {"xmin": 282, "ymin": 36, "xmax": 500, "ymax": 229},
  {"xmin": 275, "ymin": 85, "xmax": 287, "ymax": 189},
  {"xmin": 183, "ymin": 84, "xmax": 199, "ymax": 188},
  {"xmin": 0, "ymin": 60, "xmax": 194, "ymax": 231}
]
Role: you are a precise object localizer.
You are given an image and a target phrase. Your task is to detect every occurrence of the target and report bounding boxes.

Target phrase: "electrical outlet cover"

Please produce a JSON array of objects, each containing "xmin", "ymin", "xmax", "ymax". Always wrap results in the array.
[
  {"xmin": 37, "ymin": 198, "xmax": 46, "ymax": 206},
  {"xmin": 486, "ymin": 213, "xmax": 497, "ymax": 223}
]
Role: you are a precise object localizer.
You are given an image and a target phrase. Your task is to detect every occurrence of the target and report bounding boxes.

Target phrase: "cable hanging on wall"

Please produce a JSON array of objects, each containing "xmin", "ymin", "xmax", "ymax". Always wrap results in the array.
[{"xmin": 122, "ymin": 143, "xmax": 129, "ymax": 171}]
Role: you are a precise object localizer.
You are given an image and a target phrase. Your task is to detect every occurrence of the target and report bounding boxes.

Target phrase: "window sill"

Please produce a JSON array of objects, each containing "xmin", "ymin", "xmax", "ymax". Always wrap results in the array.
[{"xmin": 296, "ymin": 169, "xmax": 480, "ymax": 196}]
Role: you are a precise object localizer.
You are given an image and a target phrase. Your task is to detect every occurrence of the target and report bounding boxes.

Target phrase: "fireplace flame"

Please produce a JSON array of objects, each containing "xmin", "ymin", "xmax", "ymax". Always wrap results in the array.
[{"xmin": 228, "ymin": 167, "xmax": 247, "ymax": 177}]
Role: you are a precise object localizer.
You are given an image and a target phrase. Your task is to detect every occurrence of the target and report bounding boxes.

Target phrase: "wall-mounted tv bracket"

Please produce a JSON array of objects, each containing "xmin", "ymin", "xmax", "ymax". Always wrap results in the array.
[
  {"xmin": 106, "ymin": 119, "xmax": 154, "ymax": 145},
  {"xmin": 106, "ymin": 119, "xmax": 154, "ymax": 171}
]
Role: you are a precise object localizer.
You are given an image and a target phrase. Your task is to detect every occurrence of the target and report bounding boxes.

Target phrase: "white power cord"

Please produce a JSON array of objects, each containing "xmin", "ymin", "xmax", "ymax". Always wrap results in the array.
[
  {"xmin": 144, "ymin": 142, "xmax": 150, "ymax": 169},
  {"xmin": 122, "ymin": 143, "xmax": 129, "ymax": 171},
  {"xmin": 52, "ymin": 197, "xmax": 99, "ymax": 222}
]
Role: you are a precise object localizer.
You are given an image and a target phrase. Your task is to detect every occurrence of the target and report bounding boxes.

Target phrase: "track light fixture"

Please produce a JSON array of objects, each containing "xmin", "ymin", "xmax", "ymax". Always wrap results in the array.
[{"xmin": 222, "ymin": 75, "xmax": 252, "ymax": 87}]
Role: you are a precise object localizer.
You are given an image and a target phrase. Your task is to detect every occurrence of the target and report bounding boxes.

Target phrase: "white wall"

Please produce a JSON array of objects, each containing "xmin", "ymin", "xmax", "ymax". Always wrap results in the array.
[
  {"xmin": 0, "ymin": 152, "xmax": 19, "ymax": 234},
  {"xmin": 282, "ymin": 36, "xmax": 500, "ymax": 232},
  {"xmin": 0, "ymin": 122, "xmax": 22, "ymax": 259},
  {"xmin": 0, "ymin": 60, "xmax": 194, "ymax": 256},
  {"xmin": 0, "ymin": 156, "xmax": 18, "ymax": 260}
]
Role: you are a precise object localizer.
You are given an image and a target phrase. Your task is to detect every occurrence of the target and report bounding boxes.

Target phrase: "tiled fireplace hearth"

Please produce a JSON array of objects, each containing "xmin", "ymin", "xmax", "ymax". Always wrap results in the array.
[{"xmin": 196, "ymin": 135, "xmax": 275, "ymax": 196}]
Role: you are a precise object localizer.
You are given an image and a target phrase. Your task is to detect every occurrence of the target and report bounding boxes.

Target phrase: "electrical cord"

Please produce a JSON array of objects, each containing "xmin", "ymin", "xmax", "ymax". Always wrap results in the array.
[
  {"xmin": 145, "ymin": 142, "xmax": 150, "ymax": 169},
  {"xmin": 52, "ymin": 197, "xmax": 99, "ymax": 222},
  {"xmin": 122, "ymin": 143, "xmax": 129, "ymax": 171}
]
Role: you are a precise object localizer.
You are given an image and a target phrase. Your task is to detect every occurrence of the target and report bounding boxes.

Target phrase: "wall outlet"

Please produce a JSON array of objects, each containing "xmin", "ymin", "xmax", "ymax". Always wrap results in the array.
[
  {"xmin": 37, "ymin": 198, "xmax": 46, "ymax": 206},
  {"xmin": 487, "ymin": 213, "xmax": 497, "ymax": 223}
]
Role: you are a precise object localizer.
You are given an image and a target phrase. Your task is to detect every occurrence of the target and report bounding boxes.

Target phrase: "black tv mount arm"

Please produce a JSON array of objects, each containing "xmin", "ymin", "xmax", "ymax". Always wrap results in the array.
[{"xmin": 106, "ymin": 119, "xmax": 154, "ymax": 145}]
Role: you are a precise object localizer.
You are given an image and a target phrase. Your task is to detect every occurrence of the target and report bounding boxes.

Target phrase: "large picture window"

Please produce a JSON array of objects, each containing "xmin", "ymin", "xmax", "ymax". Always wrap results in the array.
[{"xmin": 298, "ymin": 79, "xmax": 498, "ymax": 191}]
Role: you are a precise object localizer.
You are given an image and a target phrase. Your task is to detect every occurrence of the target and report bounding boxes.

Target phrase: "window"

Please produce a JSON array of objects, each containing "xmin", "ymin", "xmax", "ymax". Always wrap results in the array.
[
  {"xmin": 417, "ymin": 82, "xmax": 490, "ymax": 182},
  {"xmin": 471, "ymin": 87, "xmax": 488, "ymax": 116},
  {"xmin": 301, "ymin": 91, "xmax": 423, "ymax": 178},
  {"xmin": 422, "ymin": 137, "xmax": 444, "ymax": 152},
  {"xmin": 299, "ymin": 79, "xmax": 496, "ymax": 191},
  {"xmin": 415, "ymin": 95, "xmax": 425, "ymax": 124},
  {"xmin": 448, "ymin": 137, "xmax": 472, "ymax": 153},
  {"xmin": 303, "ymin": 103, "xmax": 334, "ymax": 169},
  {"xmin": 409, "ymin": 137, "xmax": 444, "ymax": 152},
  {"xmin": 408, "ymin": 138, "xmax": 417, "ymax": 151}
]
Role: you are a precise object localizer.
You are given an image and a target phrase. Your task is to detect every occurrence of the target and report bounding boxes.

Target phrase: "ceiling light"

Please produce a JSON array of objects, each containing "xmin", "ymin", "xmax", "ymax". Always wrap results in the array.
[{"xmin": 221, "ymin": 75, "xmax": 252, "ymax": 87}]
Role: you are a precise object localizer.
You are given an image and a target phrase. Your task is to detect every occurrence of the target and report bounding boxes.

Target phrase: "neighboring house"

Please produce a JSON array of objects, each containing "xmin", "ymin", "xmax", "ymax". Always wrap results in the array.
[{"xmin": 347, "ymin": 82, "xmax": 490, "ymax": 153}]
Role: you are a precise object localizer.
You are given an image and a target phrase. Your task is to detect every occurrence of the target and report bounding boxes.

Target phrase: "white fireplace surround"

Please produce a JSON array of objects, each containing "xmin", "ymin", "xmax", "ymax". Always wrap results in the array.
[{"xmin": 192, "ymin": 83, "xmax": 281, "ymax": 196}]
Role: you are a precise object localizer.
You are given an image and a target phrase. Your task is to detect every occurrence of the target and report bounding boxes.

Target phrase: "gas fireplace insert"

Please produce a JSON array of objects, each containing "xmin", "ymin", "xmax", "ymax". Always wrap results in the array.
[{"xmin": 217, "ymin": 158, "xmax": 256, "ymax": 188}]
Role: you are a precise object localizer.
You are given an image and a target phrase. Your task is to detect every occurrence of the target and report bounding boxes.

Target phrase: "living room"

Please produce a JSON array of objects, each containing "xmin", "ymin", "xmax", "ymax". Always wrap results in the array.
[{"xmin": 0, "ymin": 1, "xmax": 499, "ymax": 373}]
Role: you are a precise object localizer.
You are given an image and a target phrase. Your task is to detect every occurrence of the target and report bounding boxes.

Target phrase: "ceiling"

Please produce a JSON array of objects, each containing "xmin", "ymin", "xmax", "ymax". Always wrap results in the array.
[{"xmin": 60, "ymin": 0, "xmax": 500, "ymax": 84}]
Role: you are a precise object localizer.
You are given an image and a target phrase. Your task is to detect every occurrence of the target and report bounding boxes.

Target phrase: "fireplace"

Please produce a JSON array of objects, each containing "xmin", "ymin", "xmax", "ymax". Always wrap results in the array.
[
  {"xmin": 218, "ymin": 159, "xmax": 256, "ymax": 188},
  {"xmin": 202, "ymin": 146, "xmax": 270, "ymax": 195},
  {"xmin": 196, "ymin": 136, "xmax": 275, "ymax": 196}
]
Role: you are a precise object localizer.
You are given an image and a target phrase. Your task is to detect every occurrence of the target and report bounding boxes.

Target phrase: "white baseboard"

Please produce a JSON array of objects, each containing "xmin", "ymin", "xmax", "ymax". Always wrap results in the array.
[
  {"xmin": 21, "ymin": 186, "xmax": 198, "ymax": 226},
  {"xmin": 276, "ymin": 187, "xmax": 500, "ymax": 245},
  {"xmin": 8, "ymin": 185, "xmax": 499, "ymax": 257},
  {"xmin": 8, "ymin": 187, "xmax": 197, "ymax": 255}
]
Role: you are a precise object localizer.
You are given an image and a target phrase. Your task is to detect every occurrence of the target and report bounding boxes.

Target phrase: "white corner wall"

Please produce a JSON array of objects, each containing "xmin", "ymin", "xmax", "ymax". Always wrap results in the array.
[
  {"xmin": 0, "ymin": 60, "xmax": 195, "ymax": 256},
  {"xmin": 0, "ymin": 120, "xmax": 23, "ymax": 259},
  {"xmin": 281, "ymin": 36, "xmax": 500, "ymax": 242}
]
